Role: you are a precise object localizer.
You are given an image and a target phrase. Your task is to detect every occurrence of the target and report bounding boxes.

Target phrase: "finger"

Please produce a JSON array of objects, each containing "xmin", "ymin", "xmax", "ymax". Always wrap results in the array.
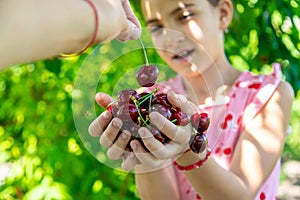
[
  {"xmin": 121, "ymin": 152, "xmax": 139, "ymax": 171},
  {"xmin": 149, "ymin": 112, "xmax": 190, "ymax": 144},
  {"xmin": 118, "ymin": 0, "xmax": 141, "ymax": 41},
  {"xmin": 88, "ymin": 111, "xmax": 112, "ymax": 137},
  {"xmin": 106, "ymin": 130, "xmax": 131, "ymax": 160},
  {"xmin": 95, "ymin": 92, "xmax": 115, "ymax": 108},
  {"xmin": 138, "ymin": 127, "xmax": 169, "ymax": 159},
  {"xmin": 121, "ymin": 0, "xmax": 141, "ymax": 28},
  {"xmin": 164, "ymin": 142, "xmax": 190, "ymax": 157},
  {"xmin": 117, "ymin": 20, "xmax": 141, "ymax": 42},
  {"xmin": 130, "ymin": 139, "xmax": 166, "ymax": 168},
  {"xmin": 167, "ymin": 91, "xmax": 199, "ymax": 115},
  {"xmin": 99, "ymin": 118, "xmax": 122, "ymax": 148}
]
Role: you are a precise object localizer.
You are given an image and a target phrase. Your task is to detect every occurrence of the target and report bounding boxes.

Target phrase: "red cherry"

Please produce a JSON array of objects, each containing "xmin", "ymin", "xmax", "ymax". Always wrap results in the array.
[
  {"xmin": 189, "ymin": 133, "xmax": 208, "ymax": 153},
  {"xmin": 190, "ymin": 113, "xmax": 210, "ymax": 133},
  {"xmin": 150, "ymin": 104, "xmax": 172, "ymax": 120},
  {"xmin": 136, "ymin": 65, "xmax": 159, "ymax": 87},
  {"xmin": 116, "ymin": 103, "xmax": 139, "ymax": 122},
  {"xmin": 118, "ymin": 89, "xmax": 138, "ymax": 106},
  {"xmin": 122, "ymin": 121, "xmax": 139, "ymax": 138},
  {"xmin": 137, "ymin": 92, "xmax": 151, "ymax": 109},
  {"xmin": 152, "ymin": 93, "xmax": 171, "ymax": 107},
  {"xmin": 149, "ymin": 125, "xmax": 169, "ymax": 143},
  {"xmin": 171, "ymin": 109, "xmax": 190, "ymax": 126}
]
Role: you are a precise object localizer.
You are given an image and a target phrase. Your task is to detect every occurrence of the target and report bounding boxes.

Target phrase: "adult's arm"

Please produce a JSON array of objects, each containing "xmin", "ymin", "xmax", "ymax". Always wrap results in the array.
[{"xmin": 0, "ymin": 0, "xmax": 140, "ymax": 69}]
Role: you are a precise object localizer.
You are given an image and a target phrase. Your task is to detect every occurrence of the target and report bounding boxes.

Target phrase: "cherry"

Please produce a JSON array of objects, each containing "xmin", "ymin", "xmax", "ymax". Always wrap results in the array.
[
  {"xmin": 102, "ymin": 41, "xmax": 211, "ymax": 154},
  {"xmin": 172, "ymin": 110, "xmax": 190, "ymax": 126},
  {"xmin": 138, "ymin": 92, "xmax": 151, "ymax": 109},
  {"xmin": 136, "ymin": 65, "xmax": 159, "ymax": 87},
  {"xmin": 116, "ymin": 103, "xmax": 139, "ymax": 122},
  {"xmin": 152, "ymin": 93, "xmax": 171, "ymax": 108},
  {"xmin": 151, "ymin": 104, "xmax": 172, "ymax": 120},
  {"xmin": 189, "ymin": 133, "xmax": 208, "ymax": 154},
  {"xmin": 122, "ymin": 121, "xmax": 139, "ymax": 137},
  {"xmin": 149, "ymin": 125, "xmax": 169, "ymax": 143},
  {"xmin": 190, "ymin": 113, "xmax": 210, "ymax": 133},
  {"xmin": 118, "ymin": 89, "xmax": 138, "ymax": 106}
]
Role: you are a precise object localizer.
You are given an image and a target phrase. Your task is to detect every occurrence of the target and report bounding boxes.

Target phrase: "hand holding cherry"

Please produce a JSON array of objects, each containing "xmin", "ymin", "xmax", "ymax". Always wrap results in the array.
[
  {"xmin": 89, "ymin": 39, "xmax": 211, "ymax": 171},
  {"xmin": 106, "ymin": 64, "xmax": 210, "ymax": 154}
]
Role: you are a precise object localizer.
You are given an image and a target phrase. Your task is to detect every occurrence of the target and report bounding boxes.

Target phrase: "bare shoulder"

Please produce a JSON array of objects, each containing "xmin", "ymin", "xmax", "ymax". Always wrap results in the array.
[
  {"xmin": 278, "ymin": 80, "xmax": 294, "ymax": 98},
  {"xmin": 263, "ymin": 80, "xmax": 294, "ymax": 122}
]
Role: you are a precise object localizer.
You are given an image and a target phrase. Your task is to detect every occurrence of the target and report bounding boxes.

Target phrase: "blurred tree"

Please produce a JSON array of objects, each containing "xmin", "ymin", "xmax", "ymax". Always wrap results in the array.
[{"xmin": 0, "ymin": 1, "xmax": 299, "ymax": 199}]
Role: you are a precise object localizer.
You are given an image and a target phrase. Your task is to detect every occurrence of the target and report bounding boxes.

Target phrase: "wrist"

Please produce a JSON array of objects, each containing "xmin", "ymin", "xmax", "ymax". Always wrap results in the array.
[
  {"xmin": 176, "ymin": 148, "xmax": 208, "ymax": 166},
  {"xmin": 134, "ymin": 159, "xmax": 173, "ymax": 174},
  {"xmin": 61, "ymin": 0, "xmax": 98, "ymax": 56}
]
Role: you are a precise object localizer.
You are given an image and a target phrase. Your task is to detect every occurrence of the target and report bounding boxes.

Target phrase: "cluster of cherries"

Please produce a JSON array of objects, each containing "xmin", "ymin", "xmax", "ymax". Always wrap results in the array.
[{"xmin": 106, "ymin": 64, "xmax": 210, "ymax": 153}]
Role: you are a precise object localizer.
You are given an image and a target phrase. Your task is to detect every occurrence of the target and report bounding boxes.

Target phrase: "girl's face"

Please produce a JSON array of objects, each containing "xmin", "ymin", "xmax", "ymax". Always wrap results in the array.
[{"xmin": 142, "ymin": 0, "xmax": 231, "ymax": 77}]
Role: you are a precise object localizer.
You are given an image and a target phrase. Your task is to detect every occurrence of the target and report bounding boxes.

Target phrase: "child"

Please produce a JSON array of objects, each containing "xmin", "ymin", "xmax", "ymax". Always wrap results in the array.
[{"xmin": 88, "ymin": 0, "xmax": 294, "ymax": 199}]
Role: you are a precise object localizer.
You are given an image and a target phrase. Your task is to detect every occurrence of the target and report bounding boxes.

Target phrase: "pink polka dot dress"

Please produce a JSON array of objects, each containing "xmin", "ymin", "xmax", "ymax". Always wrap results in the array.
[{"xmin": 155, "ymin": 63, "xmax": 284, "ymax": 199}]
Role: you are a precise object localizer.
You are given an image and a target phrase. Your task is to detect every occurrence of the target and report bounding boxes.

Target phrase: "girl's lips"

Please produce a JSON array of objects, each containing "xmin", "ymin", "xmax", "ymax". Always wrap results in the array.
[{"xmin": 172, "ymin": 49, "xmax": 195, "ymax": 63}]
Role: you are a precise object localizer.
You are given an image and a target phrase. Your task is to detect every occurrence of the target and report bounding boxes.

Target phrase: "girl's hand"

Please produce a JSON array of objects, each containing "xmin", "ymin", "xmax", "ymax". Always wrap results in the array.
[
  {"xmin": 131, "ymin": 91, "xmax": 199, "ymax": 172},
  {"xmin": 88, "ymin": 92, "xmax": 140, "ymax": 170}
]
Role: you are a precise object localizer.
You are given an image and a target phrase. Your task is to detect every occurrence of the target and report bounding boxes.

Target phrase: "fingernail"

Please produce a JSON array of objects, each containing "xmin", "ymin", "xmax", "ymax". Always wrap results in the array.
[
  {"xmin": 139, "ymin": 129, "xmax": 146, "ymax": 137},
  {"xmin": 112, "ymin": 119, "xmax": 120, "ymax": 128},
  {"xmin": 131, "ymin": 143, "xmax": 137, "ymax": 150},
  {"xmin": 150, "ymin": 112, "xmax": 158, "ymax": 121},
  {"xmin": 129, "ymin": 152, "xmax": 135, "ymax": 158},
  {"xmin": 122, "ymin": 132, "xmax": 128, "ymax": 140},
  {"xmin": 103, "ymin": 111, "xmax": 109, "ymax": 119}
]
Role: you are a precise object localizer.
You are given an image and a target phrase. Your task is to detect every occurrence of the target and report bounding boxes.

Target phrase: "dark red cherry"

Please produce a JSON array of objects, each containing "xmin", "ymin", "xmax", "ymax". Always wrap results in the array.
[
  {"xmin": 136, "ymin": 65, "xmax": 159, "ymax": 87},
  {"xmin": 171, "ymin": 110, "xmax": 190, "ymax": 126},
  {"xmin": 116, "ymin": 103, "xmax": 139, "ymax": 122},
  {"xmin": 189, "ymin": 133, "xmax": 208, "ymax": 154},
  {"xmin": 122, "ymin": 121, "xmax": 140, "ymax": 137},
  {"xmin": 150, "ymin": 104, "xmax": 172, "ymax": 120},
  {"xmin": 138, "ymin": 92, "xmax": 151, "ymax": 109},
  {"xmin": 152, "ymin": 93, "xmax": 171, "ymax": 107},
  {"xmin": 190, "ymin": 113, "xmax": 210, "ymax": 133},
  {"xmin": 149, "ymin": 125, "xmax": 169, "ymax": 143},
  {"xmin": 118, "ymin": 89, "xmax": 138, "ymax": 106}
]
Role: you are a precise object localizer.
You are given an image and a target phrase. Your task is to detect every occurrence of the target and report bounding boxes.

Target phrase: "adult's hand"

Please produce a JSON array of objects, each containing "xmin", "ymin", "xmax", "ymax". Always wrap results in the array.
[{"xmin": 117, "ymin": 0, "xmax": 141, "ymax": 42}]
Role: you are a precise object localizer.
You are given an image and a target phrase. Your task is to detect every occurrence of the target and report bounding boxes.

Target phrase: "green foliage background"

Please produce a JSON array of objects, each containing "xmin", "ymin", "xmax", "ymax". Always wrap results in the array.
[{"xmin": 0, "ymin": 1, "xmax": 300, "ymax": 199}]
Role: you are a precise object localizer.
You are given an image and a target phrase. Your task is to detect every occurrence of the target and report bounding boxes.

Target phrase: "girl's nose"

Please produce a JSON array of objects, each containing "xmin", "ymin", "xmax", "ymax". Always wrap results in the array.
[{"xmin": 164, "ymin": 29, "xmax": 185, "ymax": 49}]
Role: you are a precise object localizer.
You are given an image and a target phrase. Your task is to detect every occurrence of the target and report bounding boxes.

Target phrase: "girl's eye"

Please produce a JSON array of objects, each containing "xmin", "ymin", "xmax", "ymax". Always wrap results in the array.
[
  {"xmin": 178, "ymin": 11, "xmax": 195, "ymax": 21},
  {"xmin": 149, "ymin": 26, "xmax": 163, "ymax": 34}
]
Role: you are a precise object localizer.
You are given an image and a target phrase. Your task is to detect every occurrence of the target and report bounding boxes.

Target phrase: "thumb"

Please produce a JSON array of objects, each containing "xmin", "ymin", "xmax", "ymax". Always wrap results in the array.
[{"xmin": 95, "ymin": 92, "xmax": 115, "ymax": 108}]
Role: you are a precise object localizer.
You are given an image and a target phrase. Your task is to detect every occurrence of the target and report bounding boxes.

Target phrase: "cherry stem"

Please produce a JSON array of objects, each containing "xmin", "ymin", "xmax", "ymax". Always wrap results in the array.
[
  {"xmin": 138, "ymin": 38, "xmax": 149, "ymax": 66},
  {"xmin": 171, "ymin": 119, "xmax": 177, "ymax": 123},
  {"xmin": 132, "ymin": 98, "xmax": 148, "ymax": 126},
  {"xmin": 137, "ymin": 88, "xmax": 158, "ymax": 106},
  {"xmin": 149, "ymin": 94, "xmax": 152, "ymax": 111}
]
